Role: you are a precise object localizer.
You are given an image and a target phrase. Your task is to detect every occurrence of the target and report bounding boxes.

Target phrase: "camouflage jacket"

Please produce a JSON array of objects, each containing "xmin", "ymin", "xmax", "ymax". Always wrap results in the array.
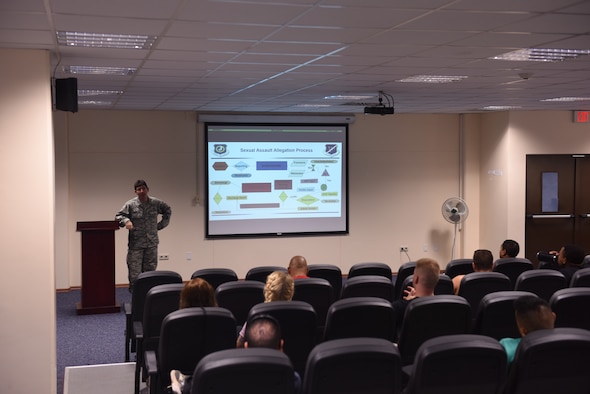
[{"xmin": 115, "ymin": 196, "xmax": 171, "ymax": 249}]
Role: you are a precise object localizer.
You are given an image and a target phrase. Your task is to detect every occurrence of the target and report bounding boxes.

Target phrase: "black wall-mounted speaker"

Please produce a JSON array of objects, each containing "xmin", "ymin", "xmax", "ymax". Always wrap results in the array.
[{"xmin": 55, "ymin": 78, "xmax": 78, "ymax": 113}]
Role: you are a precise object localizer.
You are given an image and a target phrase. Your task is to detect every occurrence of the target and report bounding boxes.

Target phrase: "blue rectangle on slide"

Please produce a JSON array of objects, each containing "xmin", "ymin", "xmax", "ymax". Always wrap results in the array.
[{"xmin": 257, "ymin": 161, "xmax": 287, "ymax": 170}]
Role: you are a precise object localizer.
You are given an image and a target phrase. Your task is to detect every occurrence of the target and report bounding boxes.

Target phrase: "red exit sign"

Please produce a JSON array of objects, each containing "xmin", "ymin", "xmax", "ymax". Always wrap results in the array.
[{"xmin": 574, "ymin": 111, "xmax": 590, "ymax": 123}]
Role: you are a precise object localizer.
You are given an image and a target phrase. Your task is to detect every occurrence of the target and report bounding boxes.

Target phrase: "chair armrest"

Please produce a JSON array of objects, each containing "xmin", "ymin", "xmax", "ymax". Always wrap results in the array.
[{"xmin": 145, "ymin": 350, "xmax": 158, "ymax": 394}]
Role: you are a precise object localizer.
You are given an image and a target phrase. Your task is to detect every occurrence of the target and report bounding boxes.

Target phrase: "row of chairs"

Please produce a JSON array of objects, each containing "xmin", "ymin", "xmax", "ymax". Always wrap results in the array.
[
  {"xmin": 180, "ymin": 330, "xmax": 590, "ymax": 394},
  {"xmin": 126, "ymin": 269, "xmax": 590, "ymax": 394}
]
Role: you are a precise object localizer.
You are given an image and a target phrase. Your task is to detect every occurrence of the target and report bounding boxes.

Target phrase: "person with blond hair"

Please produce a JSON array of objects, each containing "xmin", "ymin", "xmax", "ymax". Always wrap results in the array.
[
  {"xmin": 392, "ymin": 258, "xmax": 440, "ymax": 325},
  {"xmin": 236, "ymin": 271, "xmax": 294, "ymax": 347}
]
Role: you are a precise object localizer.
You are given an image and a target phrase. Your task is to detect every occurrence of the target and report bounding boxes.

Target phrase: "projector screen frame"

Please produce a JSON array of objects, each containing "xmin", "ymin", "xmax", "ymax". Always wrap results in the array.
[{"xmin": 205, "ymin": 122, "xmax": 349, "ymax": 239}]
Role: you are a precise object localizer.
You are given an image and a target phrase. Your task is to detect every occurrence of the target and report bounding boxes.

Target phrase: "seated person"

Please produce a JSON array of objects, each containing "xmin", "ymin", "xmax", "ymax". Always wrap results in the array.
[
  {"xmin": 539, "ymin": 244, "xmax": 585, "ymax": 284},
  {"xmin": 179, "ymin": 277, "xmax": 217, "ymax": 309},
  {"xmin": 236, "ymin": 270, "xmax": 294, "ymax": 347},
  {"xmin": 244, "ymin": 314, "xmax": 301, "ymax": 393},
  {"xmin": 452, "ymin": 249, "xmax": 493, "ymax": 295},
  {"xmin": 499, "ymin": 294, "xmax": 555, "ymax": 366},
  {"xmin": 392, "ymin": 258, "xmax": 440, "ymax": 326},
  {"xmin": 288, "ymin": 255, "xmax": 309, "ymax": 279},
  {"xmin": 499, "ymin": 239, "xmax": 520, "ymax": 258}
]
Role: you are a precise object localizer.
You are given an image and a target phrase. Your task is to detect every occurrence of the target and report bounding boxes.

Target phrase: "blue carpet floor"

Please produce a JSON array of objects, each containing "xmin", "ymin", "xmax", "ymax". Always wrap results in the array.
[{"xmin": 56, "ymin": 288, "xmax": 131, "ymax": 394}]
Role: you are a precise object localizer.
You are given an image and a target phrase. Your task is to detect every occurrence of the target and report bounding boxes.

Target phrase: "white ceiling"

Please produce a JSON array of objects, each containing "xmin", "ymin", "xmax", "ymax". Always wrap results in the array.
[{"xmin": 1, "ymin": 0, "xmax": 589, "ymax": 113}]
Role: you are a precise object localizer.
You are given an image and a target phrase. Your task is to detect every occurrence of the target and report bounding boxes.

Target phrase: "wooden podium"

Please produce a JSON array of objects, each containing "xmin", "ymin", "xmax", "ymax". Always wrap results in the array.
[{"xmin": 76, "ymin": 220, "xmax": 121, "ymax": 315}]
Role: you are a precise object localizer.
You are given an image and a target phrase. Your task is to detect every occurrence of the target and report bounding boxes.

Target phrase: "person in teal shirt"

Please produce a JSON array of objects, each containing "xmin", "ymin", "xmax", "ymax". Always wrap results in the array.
[{"xmin": 500, "ymin": 295, "xmax": 556, "ymax": 365}]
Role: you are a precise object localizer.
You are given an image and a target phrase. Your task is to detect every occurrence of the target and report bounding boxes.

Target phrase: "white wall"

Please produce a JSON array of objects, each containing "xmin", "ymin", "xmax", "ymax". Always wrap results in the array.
[
  {"xmin": 55, "ymin": 110, "xmax": 475, "ymax": 289},
  {"xmin": 0, "ymin": 49, "xmax": 56, "ymax": 393}
]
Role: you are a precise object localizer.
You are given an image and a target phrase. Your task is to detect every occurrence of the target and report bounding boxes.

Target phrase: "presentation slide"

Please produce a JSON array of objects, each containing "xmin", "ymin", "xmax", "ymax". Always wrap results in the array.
[{"xmin": 205, "ymin": 123, "xmax": 348, "ymax": 237}]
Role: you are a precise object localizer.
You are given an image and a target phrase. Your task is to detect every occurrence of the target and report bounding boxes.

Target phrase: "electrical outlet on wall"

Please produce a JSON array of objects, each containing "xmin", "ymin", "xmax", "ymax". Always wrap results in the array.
[
  {"xmin": 400, "ymin": 246, "xmax": 409, "ymax": 253},
  {"xmin": 158, "ymin": 254, "xmax": 169, "ymax": 261}
]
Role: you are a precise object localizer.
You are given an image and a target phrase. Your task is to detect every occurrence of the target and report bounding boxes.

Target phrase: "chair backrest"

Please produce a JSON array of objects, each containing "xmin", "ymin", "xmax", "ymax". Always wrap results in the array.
[
  {"xmin": 247, "ymin": 300, "xmax": 317, "ymax": 376},
  {"xmin": 473, "ymin": 291, "xmax": 536, "ymax": 340},
  {"xmin": 303, "ymin": 337, "xmax": 403, "ymax": 394},
  {"xmin": 515, "ymin": 269, "xmax": 567, "ymax": 301},
  {"xmin": 340, "ymin": 275, "xmax": 395, "ymax": 302},
  {"xmin": 141, "ymin": 283, "xmax": 183, "ymax": 351},
  {"xmin": 245, "ymin": 266, "xmax": 288, "ymax": 282},
  {"xmin": 348, "ymin": 262, "xmax": 392, "ymax": 279},
  {"xmin": 323, "ymin": 297, "xmax": 396, "ymax": 342},
  {"xmin": 397, "ymin": 295, "xmax": 471, "ymax": 365},
  {"xmin": 191, "ymin": 348, "xmax": 295, "ymax": 394},
  {"xmin": 308, "ymin": 264, "xmax": 342, "ymax": 296},
  {"xmin": 505, "ymin": 328, "xmax": 590, "ymax": 394},
  {"xmin": 550, "ymin": 287, "xmax": 590, "ymax": 330},
  {"xmin": 292, "ymin": 278, "xmax": 334, "ymax": 328},
  {"xmin": 156, "ymin": 307, "xmax": 237, "ymax": 390},
  {"xmin": 570, "ymin": 267, "xmax": 590, "ymax": 287},
  {"xmin": 215, "ymin": 280, "xmax": 265, "ymax": 326},
  {"xmin": 393, "ymin": 261, "xmax": 416, "ymax": 300},
  {"xmin": 444, "ymin": 258, "xmax": 474, "ymax": 278},
  {"xmin": 400, "ymin": 274, "xmax": 454, "ymax": 297},
  {"xmin": 493, "ymin": 258, "xmax": 534, "ymax": 288},
  {"xmin": 131, "ymin": 270, "xmax": 183, "ymax": 322},
  {"xmin": 457, "ymin": 272, "xmax": 512, "ymax": 313},
  {"xmin": 404, "ymin": 334, "xmax": 507, "ymax": 394},
  {"xmin": 190, "ymin": 268, "xmax": 238, "ymax": 289}
]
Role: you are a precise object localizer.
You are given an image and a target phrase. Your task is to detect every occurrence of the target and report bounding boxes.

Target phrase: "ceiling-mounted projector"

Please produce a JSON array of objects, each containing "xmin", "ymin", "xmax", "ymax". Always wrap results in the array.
[{"xmin": 364, "ymin": 91, "xmax": 394, "ymax": 115}]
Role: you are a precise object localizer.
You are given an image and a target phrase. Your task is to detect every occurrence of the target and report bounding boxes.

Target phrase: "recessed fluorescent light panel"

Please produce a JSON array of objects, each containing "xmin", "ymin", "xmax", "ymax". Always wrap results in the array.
[
  {"xmin": 398, "ymin": 75, "xmax": 468, "ymax": 83},
  {"xmin": 63, "ymin": 65, "xmax": 136, "ymax": 75},
  {"xmin": 324, "ymin": 94, "xmax": 376, "ymax": 100},
  {"xmin": 481, "ymin": 105, "xmax": 522, "ymax": 110},
  {"xmin": 78, "ymin": 90, "xmax": 123, "ymax": 97},
  {"xmin": 57, "ymin": 31, "xmax": 157, "ymax": 49},
  {"xmin": 79, "ymin": 100, "xmax": 113, "ymax": 106},
  {"xmin": 541, "ymin": 97, "xmax": 590, "ymax": 102},
  {"xmin": 491, "ymin": 48, "xmax": 590, "ymax": 62}
]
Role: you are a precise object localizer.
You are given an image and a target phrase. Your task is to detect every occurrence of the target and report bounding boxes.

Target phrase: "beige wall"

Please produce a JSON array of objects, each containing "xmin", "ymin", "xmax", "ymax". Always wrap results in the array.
[
  {"xmin": 0, "ymin": 49, "xmax": 56, "ymax": 393},
  {"xmin": 55, "ymin": 110, "xmax": 476, "ymax": 289}
]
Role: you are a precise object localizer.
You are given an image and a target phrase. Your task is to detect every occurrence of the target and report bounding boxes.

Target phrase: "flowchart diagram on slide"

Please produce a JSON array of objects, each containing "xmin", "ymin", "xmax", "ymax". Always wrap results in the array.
[{"xmin": 208, "ymin": 142, "xmax": 342, "ymax": 220}]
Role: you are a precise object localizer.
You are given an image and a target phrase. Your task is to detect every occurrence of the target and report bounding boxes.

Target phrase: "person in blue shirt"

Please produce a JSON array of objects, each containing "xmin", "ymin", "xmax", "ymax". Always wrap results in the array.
[{"xmin": 500, "ymin": 295, "xmax": 556, "ymax": 366}]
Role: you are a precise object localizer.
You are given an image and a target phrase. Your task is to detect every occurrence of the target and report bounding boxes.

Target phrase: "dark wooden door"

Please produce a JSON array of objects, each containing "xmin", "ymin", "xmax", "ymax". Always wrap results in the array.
[{"xmin": 525, "ymin": 155, "xmax": 590, "ymax": 266}]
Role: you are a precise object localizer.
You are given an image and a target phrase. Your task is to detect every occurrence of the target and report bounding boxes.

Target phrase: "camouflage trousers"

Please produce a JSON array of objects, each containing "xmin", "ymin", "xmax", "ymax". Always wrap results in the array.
[{"xmin": 127, "ymin": 246, "xmax": 158, "ymax": 292}]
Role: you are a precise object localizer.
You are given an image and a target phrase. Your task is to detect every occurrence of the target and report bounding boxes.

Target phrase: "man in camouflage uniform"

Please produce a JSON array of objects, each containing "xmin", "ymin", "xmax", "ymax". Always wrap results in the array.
[{"xmin": 116, "ymin": 179, "xmax": 172, "ymax": 292}]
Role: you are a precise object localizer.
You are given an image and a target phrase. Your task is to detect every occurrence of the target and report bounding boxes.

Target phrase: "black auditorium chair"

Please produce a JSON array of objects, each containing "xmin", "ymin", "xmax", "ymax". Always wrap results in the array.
[
  {"xmin": 144, "ymin": 307, "xmax": 237, "ymax": 394},
  {"xmin": 292, "ymin": 278, "xmax": 334, "ymax": 333},
  {"xmin": 514, "ymin": 269, "xmax": 567, "ymax": 301},
  {"xmin": 190, "ymin": 267, "xmax": 238, "ymax": 289},
  {"xmin": 347, "ymin": 262, "xmax": 393, "ymax": 279},
  {"xmin": 457, "ymin": 272, "xmax": 512, "ymax": 315},
  {"xmin": 504, "ymin": 328, "xmax": 590, "ymax": 394},
  {"xmin": 133, "ymin": 283, "xmax": 183, "ymax": 394},
  {"xmin": 215, "ymin": 280, "xmax": 265, "ymax": 328},
  {"xmin": 245, "ymin": 265, "xmax": 287, "ymax": 283},
  {"xmin": 340, "ymin": 275, "xmax": 395, "ymax": 302},
  {"xmin": 444, "ymin": 258, "xmax": 474, "ymax": 279},
  {"xmin": 191, "ymin": 348, "xmax": 296, "ymax": 394},
  {"xmin": 303, "ymin": 337, "xmax": 403, "ymax": 394},
  {"xmin": 550, "ymin": 287, "xmax": 590, "ymax": 330},
  {"xmin": 404, "ymin": 334, "xmax": 507, "ymax": 394},
  {"xmin": 473, "ymin": 291, "xmax": 535, "ymax": 340},
  {"xmin": 397, "ymin": 295, "xmax": 471, "ymax": 366},
  {"xmin": 124, "ymin": 270, "xmax": 183, "ymax": 362},
  {"xmin": 400, "ymin": 274, "xmax": 454, "ymax": 297},
  {"xmin": 393, "ymin": 261, "xmax": 416, "ymax": 300},
  {"xmin": 247, "ymin": 300, "xmax": 316, "ymax": 377},
  {"xmin": 569, "ymin": 267, "xmax": 590, "ymax": 287},
  {"xmin": 308, "ymin": 264, "xmax": 342, "ymax": 297},
  {"xmin": 493, "ymin": 258, "xmax": 534, "ymax": 288},
  {"xmin": 323, "ymin": 297, "xmax": 396, "ymax": 342}
]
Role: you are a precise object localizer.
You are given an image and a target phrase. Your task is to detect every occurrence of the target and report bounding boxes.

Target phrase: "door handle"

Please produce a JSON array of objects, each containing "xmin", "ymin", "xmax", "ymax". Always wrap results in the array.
[
  {"xmin": 528, "ymin": 214, "xmax": 574, "ymax": 219},
  {"xmin": 580, "ymin": 213, "xmax": 590, "ymax": 218}
]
